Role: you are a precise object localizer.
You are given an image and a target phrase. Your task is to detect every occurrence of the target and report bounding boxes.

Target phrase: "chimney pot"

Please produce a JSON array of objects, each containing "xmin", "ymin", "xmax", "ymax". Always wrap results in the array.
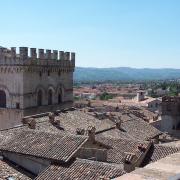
[
  {"xmin": 76, "ymin": 128, "xmax": 85, "ymax": 135},
  {"xmin": 86, "ymin": 126, "xmax": 96, "ymax": 142},
  {"xmin": 48, "ymin": 112, "xmax": 55, "ymax": 123},
  {"xmin": 116, "ymin": 119, "xmax": 121, "ymax": 129}
]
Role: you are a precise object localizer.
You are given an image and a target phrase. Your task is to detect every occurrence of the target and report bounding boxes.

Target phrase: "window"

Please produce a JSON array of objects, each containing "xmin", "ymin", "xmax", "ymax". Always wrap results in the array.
[
  {"xmin": 48, "ymin": 89, "xmax": 53, "ymax": 105},
  {"xmin": 58, "ymin": 93, "xmax": 62, "ymax": 104},
  {"xmin": 58, "ymin": 70, "xmax": 61, "ymax": 76},
  {"xmin": 0, "ymin": 90, "xmax": 6, "ymax": 108},
  {"xmin": 16, "ymin": 103, "xmax": 20, "ymax": 109},
  {"xmin": 39, "ymin": 71, "xmax": 42, "ymax": 77},
  {"xmin": 37, "ymin": 90, "xmax": 43, "ymax": 106}
]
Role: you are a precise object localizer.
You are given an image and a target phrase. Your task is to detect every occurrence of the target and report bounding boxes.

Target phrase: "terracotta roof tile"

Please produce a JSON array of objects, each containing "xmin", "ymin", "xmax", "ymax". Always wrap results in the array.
[
  {"xmin": 121, "ymin": 116, "xmax": 162, "ymax": 140},
  {"xmin": 142, "ymin": 144, "xmax": 180, "ymax": 166},
  {"xmin": 36, "ymin": 159, "xmax": 125, "ymax": 180},
  {"xmin": 96, "ymin": 136, "xmax": 148, "ymax": 164},
  {"xmin": 0, "ymin": 130, "xmax": 88, "ymax": 162},
  {"xmin": 0, "ymin": 159, "xmax": 33, "ymax": 180}
]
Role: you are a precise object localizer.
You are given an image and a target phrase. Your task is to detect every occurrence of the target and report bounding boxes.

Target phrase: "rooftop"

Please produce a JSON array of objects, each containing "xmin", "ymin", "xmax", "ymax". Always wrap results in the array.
[
  {"xmin": 142, "ymin": 144, "xmax": 180, "ymax": 166},
  {"xmin": 0, "ymin": 130, "xmax": 88, "ymax": 162},
  {"xmin": 116, "ymin": 152, "xmax": 180, "ymax": 180},
  {"xmin": 0, "ymin": 159, "xmax": 33, "ymax": 180},
  {"xmin": 36, "ymin": 158, "xmax": 125, "ymax": 180}
]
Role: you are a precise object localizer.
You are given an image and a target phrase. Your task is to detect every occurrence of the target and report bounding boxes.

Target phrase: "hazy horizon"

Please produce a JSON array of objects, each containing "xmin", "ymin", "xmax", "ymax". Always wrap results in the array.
[
  {"xmin": 0, "ymin": 0, "xmax": 179, "ymax": 68},
  {"xmin": 76, "ymin": 66, "xmax": 180, "ymax": 69}
]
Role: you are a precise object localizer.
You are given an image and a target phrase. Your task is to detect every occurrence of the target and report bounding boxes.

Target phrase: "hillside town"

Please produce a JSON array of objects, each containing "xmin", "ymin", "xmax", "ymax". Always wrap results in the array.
[{"xmin": 0, "ymin": 46, "xmax": 180, "ymax": 179}]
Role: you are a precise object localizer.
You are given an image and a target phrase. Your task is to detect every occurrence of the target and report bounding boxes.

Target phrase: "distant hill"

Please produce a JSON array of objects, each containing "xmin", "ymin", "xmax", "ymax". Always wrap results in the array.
[{"xmin": 74, "ymin": 67, "xmax": 180, "ymax": 82}]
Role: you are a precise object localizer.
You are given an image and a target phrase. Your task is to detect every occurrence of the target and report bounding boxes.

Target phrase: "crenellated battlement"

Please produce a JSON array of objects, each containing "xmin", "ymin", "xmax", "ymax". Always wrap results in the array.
[{"xmin": 0, "ymin": 47, "xmax": 75, "ymax": 67}]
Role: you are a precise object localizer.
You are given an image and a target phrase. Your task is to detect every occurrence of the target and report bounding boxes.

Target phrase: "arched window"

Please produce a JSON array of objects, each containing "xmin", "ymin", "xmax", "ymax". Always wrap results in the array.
[
  {"xmin": 37, "ymin": 90, "xmax": 43, "ymax": 106},
  {"xmin": 58, "ymin": 93, "xmax": 62, "ymax": 104},
  {"xmin": 0, "ymin": 90, "xmax": 6, "ymax": 108},
  {"xmin": 48, "ymin": 89, "xmax": 53, "ymax": 105}
]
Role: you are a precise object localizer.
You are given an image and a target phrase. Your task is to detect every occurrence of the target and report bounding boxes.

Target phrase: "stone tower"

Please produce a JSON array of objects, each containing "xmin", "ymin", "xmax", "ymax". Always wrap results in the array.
[
  {"xmin": 161, "ymin": 96, "xmax": 180, "ymax": 133},
  {"xmin": 136, "ymin": 90, "xmax": 145, "ymax": 102},
  {"xmin": 0, "ymin": 47, "xmax": 75, "ymax": 130}
]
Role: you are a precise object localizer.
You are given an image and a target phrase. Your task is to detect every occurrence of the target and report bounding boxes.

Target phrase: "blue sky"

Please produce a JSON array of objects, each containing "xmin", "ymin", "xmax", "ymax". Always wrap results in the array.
[{"xmin": 0, "ymin": 0, "xmax": 180, "ymax": 68}]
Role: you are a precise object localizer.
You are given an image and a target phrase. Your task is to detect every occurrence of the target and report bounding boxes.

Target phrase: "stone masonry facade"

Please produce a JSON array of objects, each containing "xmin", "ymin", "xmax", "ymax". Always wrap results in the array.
[{"xmin": 0, "ymin": 47, "xmax": 75, "ymax": 130}]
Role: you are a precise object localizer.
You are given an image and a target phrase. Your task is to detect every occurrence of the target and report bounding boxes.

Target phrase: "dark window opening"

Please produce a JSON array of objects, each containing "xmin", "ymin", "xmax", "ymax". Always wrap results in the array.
[
  {"xmin": 58, "ymin": 94, "xmax": 62, "ymax": 104},
  {"xmin": 48, "ymin": 89, "xmax": 53, "ymax": 105},
  {"xmin": 58, "ymin": 70, "xmax": 61, "ymax": 76},
  {"xmin": 16, "ymin": 103, "xmax": 20, "ymax": 109},
  {"xmin": 37, "ymin": 90, "xmax": 43, "ymax": 106},
  {"xmin": 0, "ymin": 90, "xmax": 6, "ymax": 108},
  {"xmin": 48, "ymin": 70, "xmax": 50, "ymax": 76},
  {"xmin": 39, "ymin": 71, "xmax": 42, "ymax": 77}
]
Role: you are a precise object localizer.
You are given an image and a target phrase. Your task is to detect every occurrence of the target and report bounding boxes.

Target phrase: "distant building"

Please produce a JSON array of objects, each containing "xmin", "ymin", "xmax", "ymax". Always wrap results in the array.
[
  {"xmin": 140, "ymin": 97, "xmax": 161, "ymax": 112},
  {"xmin": 161, "ymin": 96, "xmax": 180, "ymax": 134},
  {"xmin": 137, "ymin": 90, "xmax": 145, "ymax": 102},
  {"xmin": 81, "ymin": 92, "xmax": 96, "ymax": 100},
  {"xmin": 156, "ymin": 88, "xmax": 169, "ymax": 96},
  {"xmin": 135, "ymin": 91, "xmax": 161, "ymax": 112}
]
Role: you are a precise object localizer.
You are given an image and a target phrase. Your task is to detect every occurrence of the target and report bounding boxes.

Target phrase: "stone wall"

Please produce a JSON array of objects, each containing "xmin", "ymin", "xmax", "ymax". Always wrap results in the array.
[
  {"xmin": 77, "ymin": 148, "xmax": 107, "ymax": 162},
  {"xmin": 0, "ymin": 47, "xmax": 75, "ymax": 129},
  {"xmin": 161, "ymin": 115, "xmax": 180, "ymax": 133},
  {"xmin": 2, "ymin": 152, "xmax": 50, "ymax": 175},
  {"xmin": 0, "ymin": 109, "xmax": 23, "ymax": 130}
]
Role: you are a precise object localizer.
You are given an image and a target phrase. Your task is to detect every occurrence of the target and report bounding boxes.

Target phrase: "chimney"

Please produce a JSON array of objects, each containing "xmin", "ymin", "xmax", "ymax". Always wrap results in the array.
[
  {"xmin": 22, "ymin": 117, "xmax": 36, "ymax": 129},
  {"xmin": 124, "ymin": 152, "xmax": 137, "ymax": 172},
  {"xmin": 48, "ymin": 112, "xmax": 55, "ymax": 124},
  {"xmin": 124, "ymin": 142, "xmax": 152, "ymax": 172},
  {"xmin": 115, "ymin": 118, "xmax": 122, "ymax": 130},
  {"xmin": 86, "ymin": 126, "xmax": 96, "ymax": 142},
  {"xmin": 137, "ymin": 143, "xmax": 147, "ymax": 152},
  {"xmin": 28, "ymin": 118, "xmax": 36, "ymax": 129},
  {"xmin": 76, "ymin": 128, "xmax": 85, "ymax": 135},
  {"xmin": 54, "ymin": 119, "xmax": 60, "ymax": 127},
  {"xmin": 48, "ymin": 112, "xmax": 61, "ymax": 127}
]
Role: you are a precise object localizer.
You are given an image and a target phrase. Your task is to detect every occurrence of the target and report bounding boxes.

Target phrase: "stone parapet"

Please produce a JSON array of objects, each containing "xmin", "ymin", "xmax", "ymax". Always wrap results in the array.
[{"xmin": 0, "ymin": 47, "xmax": 75, "ymax": 68}]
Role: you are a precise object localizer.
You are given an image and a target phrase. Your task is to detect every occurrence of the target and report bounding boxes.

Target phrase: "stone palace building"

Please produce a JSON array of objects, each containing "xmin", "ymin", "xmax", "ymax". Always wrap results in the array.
[{"xmin": 0, "ymin": 46, "xmax": 75, "ymax": 130}]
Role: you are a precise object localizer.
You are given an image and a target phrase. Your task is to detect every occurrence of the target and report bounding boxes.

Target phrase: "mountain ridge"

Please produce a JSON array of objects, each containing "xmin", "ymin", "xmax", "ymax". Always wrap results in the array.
[{"xmin": 74, "ymin": 67, "xmax": 180, "ymax": 81}]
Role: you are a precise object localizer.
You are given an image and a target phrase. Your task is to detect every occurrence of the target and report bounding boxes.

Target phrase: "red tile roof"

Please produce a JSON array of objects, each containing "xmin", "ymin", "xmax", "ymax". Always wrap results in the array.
[
  {"xmin": 36, "ymin": 159, "xmax": 125, "ymax": 180},
  {"xmin": 0, "ymin": 130, "xmax": 88, "ymax": 162}
]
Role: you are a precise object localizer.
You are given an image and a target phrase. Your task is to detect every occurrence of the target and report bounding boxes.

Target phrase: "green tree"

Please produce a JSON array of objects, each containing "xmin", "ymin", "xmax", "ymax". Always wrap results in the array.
[{"xmin": 100, "ymin": 92, "xmax": 113, "ymax": 100}]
